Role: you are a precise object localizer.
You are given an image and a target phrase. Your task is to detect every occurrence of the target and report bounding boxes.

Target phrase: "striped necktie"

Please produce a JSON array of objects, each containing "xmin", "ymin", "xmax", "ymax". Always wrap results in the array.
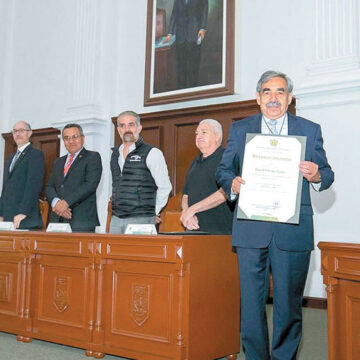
[
  {"xmin": 9, "ymin": 150, "xmax": 21, "ymax": 172},
  {"xmin": 63, "ymin": 154, "xmax": 74, "ymax": 177},
  {"xmin": 269, "ymin": 120, "xmax": 278, "ymax": 135}
]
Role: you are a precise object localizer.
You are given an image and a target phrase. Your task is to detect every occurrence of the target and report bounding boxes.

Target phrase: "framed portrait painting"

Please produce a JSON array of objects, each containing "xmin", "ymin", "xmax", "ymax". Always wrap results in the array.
[{"xmin": 144, "ymin": 0, "xmax": 235, "ymax": 106}]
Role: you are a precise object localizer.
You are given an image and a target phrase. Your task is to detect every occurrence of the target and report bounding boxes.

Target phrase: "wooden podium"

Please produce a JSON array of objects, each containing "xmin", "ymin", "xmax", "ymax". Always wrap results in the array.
[
  {"xmin": 0, "ymin": 231, "xmax": 240, "ymax": 359},
  {"xmin": 318, "ymin": 242, "xmax": 360, "ymax": 360}
]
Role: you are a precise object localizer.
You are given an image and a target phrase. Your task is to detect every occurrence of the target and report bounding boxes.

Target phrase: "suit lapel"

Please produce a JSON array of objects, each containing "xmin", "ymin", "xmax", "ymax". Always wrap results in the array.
[
  {"xmin": 288, "ymin": 113, "xmax": 301, "ymax": 136},
  {"xmin": 7, "ymin": 145, "xmax": 32, "ymax": 178},
  {"xmin": 249, "ymin": 114, "xmax": 262, "ymax": 134},
  {"xmin": 64, "ymin": 148, "xmax": 86, "ymax": 179}
]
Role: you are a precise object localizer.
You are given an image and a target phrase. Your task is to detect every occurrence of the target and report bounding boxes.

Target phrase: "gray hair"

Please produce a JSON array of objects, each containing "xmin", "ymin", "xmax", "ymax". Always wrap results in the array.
[
  {"xmin": 62, "ymin": 123, "xmax": 84, "ymax": 136},
  {"xmin": 199, "ymin": 118, "xmax": 223, "ymax": 143},
  {"xmin": 13, "ymin": 121, "xmax": 31, "ymax": 131},
  {"xmin": 256, "ymin": 70, "xmax": 294, "ymax": 93},
  {"xmin": 117, "ymin": 110, "xmax": 141, "ymax": 126}
]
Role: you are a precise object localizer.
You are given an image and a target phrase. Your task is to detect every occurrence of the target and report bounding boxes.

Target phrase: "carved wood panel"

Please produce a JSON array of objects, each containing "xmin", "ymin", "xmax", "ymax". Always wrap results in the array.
[
  {"xmin": 32, "ymin": 254, "xmax": 92, "ymax": 343},
  {"xmin": 103, "ymin": 259, "xmax": 179, "ymax": 358},
  {"xmin": 0, "ymin": 252, "xmax": 24, "ymax": 330}
]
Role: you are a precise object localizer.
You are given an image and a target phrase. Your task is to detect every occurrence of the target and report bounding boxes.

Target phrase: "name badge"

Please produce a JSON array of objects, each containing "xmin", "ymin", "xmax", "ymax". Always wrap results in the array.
[{"xmin": 46, "ymin": 223, "xmax": 72, "ymax": 233}]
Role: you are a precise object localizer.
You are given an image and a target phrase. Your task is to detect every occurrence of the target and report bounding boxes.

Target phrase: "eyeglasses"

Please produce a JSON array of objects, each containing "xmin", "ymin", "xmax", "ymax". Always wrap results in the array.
[
  {"xmin": 63, "ymin": 134, "xmax": 83, "ymax": 142},
  {"xmin": 12, "ymin": 129, "xmax": 30, "ymax": 134}
]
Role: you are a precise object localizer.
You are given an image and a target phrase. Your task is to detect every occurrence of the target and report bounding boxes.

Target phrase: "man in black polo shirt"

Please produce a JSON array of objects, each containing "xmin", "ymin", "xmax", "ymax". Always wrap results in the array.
[{"xmin": 181, "ymin": 119, "xmax": 233, "ymax": 234}]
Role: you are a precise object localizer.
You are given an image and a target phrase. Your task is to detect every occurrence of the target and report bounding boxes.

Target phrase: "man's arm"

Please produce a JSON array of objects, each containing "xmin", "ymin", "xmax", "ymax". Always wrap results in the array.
[
  {"xmin": 216, "ymin": 123, "xmax": 242, "ymax": 198},
  {"xmin": 299, "ymin": 125, "xmax": 334, "ymax": 191},
  {"xmin": 14, "ymin": 149, "xmax": 45, "ymax": 228},
  {"xmin": 146, "ymin": 148, "xmax": 172, "ymax": 215},
  {"xmin": 18, "ymin": 149, "xmax": 44, "ymax": 216},
  {"xmin": 180, "ymin": 189, "xmax": 227, "ymax": 230}
]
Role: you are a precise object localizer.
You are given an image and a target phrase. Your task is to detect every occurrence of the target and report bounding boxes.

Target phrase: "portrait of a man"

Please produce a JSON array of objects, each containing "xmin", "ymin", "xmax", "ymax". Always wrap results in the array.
[{"xmin": 145, "ymin": 0, "xmax": 233, "ymax": 104}]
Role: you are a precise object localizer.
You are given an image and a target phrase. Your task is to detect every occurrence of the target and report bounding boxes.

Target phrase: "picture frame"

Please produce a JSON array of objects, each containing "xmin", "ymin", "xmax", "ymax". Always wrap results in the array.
[{"xmin": 144, "ymin": 0, "xmax": 235, "ymax": 106}]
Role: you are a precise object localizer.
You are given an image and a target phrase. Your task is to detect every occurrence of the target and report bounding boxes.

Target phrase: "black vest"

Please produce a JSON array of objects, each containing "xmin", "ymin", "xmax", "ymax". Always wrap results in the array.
[{"xmin": 111, "ymin": 138, "xmax": 157, "ymax": 218}]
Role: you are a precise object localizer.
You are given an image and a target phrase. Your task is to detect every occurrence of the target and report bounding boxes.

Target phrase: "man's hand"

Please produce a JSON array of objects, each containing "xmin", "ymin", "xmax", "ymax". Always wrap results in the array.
[
  {"xmin": 162, "ymin": 34, "xmax": 172, "ymax": 44},
  {"xmin": 198, "ymin": 29, "xmax": 206, "ymax": 41},
  {"xmin": 53, "ymin": 200, "xmax": 72, "ymax": 219},
  {"xmin": 155, "ymin": 215, "xmax": 162, "ymax": 224},
  {"xmin": 231, "ymin": 176, "xmax": 245, "ymax": 195},
  {"xmin": 13, "ymin": 214, "xmax": 26, "ymax": 229},
  {"xmin": 299, "ymin": 161, "xmax": 321, "ymax": 183},
  {"xmin": 181, "ymin": 207, "xmax": 199, "ymax": 230},
  {"xmin": 0, "ymin": 217, "xmax": 3, "ymax": 222}
]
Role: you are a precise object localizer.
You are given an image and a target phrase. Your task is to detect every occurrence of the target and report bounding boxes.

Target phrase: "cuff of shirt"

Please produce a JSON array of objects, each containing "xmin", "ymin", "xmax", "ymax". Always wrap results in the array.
[
  {"xmin": 311, "ymin": 182, "xmax": 321, "ymax": 192},
  {"xmin": 51, "ymin": 197, "xmax": 60, "ymax": 208}
]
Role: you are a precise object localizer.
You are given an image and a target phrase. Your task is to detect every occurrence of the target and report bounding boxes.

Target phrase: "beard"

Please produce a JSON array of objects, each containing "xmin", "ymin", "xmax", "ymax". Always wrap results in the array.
[{"xmin": 122, "ymin": 131, "xmax": 138, "ymax": 143}]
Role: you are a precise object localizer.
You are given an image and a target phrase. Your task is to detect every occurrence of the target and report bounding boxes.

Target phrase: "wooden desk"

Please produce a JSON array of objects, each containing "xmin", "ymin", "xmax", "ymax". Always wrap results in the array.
[
  {"xmin": 0, "ymin": 232, "xmax": 239, "ymax": 359},
  {"xmin": 318, "ymin": 242, "xmax": 360, "ymax": 360}
]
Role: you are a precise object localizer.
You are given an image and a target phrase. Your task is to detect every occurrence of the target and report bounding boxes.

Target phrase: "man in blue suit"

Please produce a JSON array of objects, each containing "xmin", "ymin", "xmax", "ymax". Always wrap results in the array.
[
  {"xmin": 165, "ymin": 0, "xmax": 208, "ymax": 89},
  {"xmin": 0, "ymin": 121, "xmax": 44, "ymax": 229},
  {"xmin": 216, "ymin": 71, "xmax": 334, "ymax": 359}
]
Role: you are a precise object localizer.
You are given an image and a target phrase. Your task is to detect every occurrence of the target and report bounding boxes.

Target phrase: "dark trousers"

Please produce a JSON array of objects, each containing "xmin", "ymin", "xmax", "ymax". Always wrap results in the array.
[
  {"xmin": 175, "ymin": 41, "xmax": 201, "ymax": 89},
  {"xmin": 236, "ymin": 239, "xmax": 311, "ymax": 360}
]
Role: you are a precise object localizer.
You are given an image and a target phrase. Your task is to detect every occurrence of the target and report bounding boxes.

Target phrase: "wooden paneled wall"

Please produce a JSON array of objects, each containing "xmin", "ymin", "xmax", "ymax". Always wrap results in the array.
[
  {"xmin": 112, "ymin": 99, "xmax": 295, "ymax": 194},
  {"xmin": 2, "ymin": 127, "xmax": 60, "ymax": 198}
]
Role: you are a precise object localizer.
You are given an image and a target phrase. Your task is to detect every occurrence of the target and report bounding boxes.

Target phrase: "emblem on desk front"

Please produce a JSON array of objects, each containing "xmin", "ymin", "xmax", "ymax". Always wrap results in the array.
[
  {"xmin": 0, "ymin": 273, "xmax": 10, "ymax": 302},
  {"xmin": 54, "ymin": 276, "xmax": 70, "ymax": 312},
  {"xmin": 131, "ymin": 284, "xmax": 150, "ymax": 326}
]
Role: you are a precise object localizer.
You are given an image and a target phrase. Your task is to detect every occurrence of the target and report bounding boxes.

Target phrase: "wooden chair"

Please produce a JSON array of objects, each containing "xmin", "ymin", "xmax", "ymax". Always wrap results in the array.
[
  {"xmin": 106, "ymin": 197, "xmax": 112, "ymax": 233},
  {"xmin": 159, "ymin": 192, "xmax": 185, "ymax": 232},
  {"xmin": 39, "ymin": 199, "xmax": 49, "ymax": 230}
]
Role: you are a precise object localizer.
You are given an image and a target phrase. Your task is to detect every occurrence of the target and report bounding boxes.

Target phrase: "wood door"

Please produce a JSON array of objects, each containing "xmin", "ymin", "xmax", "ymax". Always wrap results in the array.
[
  {"xmin": 31, "ymin": 253, "xmax": 94, "ymax": 346},
  {"xmin": 101, "ymin": 259, "xmax": 184, "ymax": 360}
]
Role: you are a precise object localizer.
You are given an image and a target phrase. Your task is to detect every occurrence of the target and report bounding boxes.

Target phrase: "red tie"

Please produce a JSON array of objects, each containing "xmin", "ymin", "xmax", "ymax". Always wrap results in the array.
[{"xmin": 63, "ymin": 154, "xmax": 74, "ymax": 177}]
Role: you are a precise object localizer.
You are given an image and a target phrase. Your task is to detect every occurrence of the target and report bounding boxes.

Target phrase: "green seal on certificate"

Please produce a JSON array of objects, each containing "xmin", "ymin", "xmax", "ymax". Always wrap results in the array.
[{"xmin": 237, "ymin": 133, "xmax": 306, "ymax": 224}]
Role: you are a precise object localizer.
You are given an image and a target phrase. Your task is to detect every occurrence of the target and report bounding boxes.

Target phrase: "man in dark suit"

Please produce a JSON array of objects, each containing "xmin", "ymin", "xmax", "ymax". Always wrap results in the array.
[
  {"xmin": 216, "ymin": 71, "xmax": 334, "ymax": 359},
  {"xmin": 165, "ymin": 0, "xmax": 208, "ymax": 89},
  {"xmin": 45, "ymin": 123, "xmax": 102, "ymax": 232},
  {"xmin": 0, "ymin": 121, "xmax": 44, "ymax": 229}
]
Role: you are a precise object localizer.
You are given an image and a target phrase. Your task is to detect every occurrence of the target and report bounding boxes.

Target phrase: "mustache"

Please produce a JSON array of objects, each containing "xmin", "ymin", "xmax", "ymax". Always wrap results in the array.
[{"xmin": 266, "ymin": 101, "xmax": 281, "ymax": 107}]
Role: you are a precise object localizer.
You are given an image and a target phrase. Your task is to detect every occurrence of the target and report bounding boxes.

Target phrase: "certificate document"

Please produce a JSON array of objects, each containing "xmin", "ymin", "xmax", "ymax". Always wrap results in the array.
[{"xmin": 237, "ymin": 134, "xmax": 306, "ymax": 224}]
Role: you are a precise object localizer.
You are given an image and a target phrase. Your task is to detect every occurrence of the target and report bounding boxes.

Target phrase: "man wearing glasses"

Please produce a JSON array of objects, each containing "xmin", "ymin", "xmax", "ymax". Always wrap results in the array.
[
  {"xmin": 45, "ymin": 123, "xmax": 102, "ymax": 232},
  {"xmin": 0, "ymin": 121, "xmax": 44, "ymax": 229}
]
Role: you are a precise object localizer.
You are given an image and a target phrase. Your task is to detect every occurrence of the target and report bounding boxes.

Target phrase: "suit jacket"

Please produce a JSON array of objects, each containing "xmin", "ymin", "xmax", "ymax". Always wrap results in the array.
[
  {"xmin": 216, "ymin": 113, "xmax": 335, "ymax": 251},
  {"xmin": 168, "ymin": 0, "xmax": 208, "ymax": 43},
  {"xmin": 0, "ymin": 145, "xmax": 44, "ymax": 229},
  {"xmin": 45, "ymin": 148, "xmax": 102, "ymax": 232}
]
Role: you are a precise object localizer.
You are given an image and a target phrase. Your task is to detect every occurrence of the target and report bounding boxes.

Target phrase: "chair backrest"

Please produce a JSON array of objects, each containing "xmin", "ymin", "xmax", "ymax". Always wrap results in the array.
[
  {"xmin": 159, "ymin": 193, "xmax": 185, "ymax": 233},
  {"xmin": 39, "ymin": 199, "xmax": 49, "ymax": 230},
  {"xmin": 105, "ymin": 197, "xmax": 112, "ymax": 233}
]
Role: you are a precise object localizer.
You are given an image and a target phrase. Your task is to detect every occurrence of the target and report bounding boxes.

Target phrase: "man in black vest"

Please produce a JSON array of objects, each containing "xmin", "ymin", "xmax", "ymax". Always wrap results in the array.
[{"xmin": 110, "ymin": 111, "xmax": 172, "ymax": 233}]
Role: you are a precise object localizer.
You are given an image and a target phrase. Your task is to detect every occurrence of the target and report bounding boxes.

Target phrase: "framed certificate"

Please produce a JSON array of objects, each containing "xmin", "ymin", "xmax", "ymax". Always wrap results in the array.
[{"xmin": 237, "ymin": 134, "xmax": 306, "ymax": 224}]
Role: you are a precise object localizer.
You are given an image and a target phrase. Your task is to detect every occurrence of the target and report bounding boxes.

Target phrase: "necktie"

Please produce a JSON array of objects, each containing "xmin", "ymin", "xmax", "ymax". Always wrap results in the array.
[
  {"xmin": 63, "ymin": 154, "xmax": 74, "ymax": 177},
  {"xmin": 269, "ymin": 120, "xmax": 278, "ymax": 135},
  {"xmin": 9, "ymin": 150, "xmax": 21, "ymax": 172}
]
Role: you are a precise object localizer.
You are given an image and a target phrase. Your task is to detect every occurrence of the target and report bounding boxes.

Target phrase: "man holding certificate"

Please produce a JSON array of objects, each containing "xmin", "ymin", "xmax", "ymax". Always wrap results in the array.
[{"xmin": 216, "ymin": 70, "xmax": 334, "ymax": 360}]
